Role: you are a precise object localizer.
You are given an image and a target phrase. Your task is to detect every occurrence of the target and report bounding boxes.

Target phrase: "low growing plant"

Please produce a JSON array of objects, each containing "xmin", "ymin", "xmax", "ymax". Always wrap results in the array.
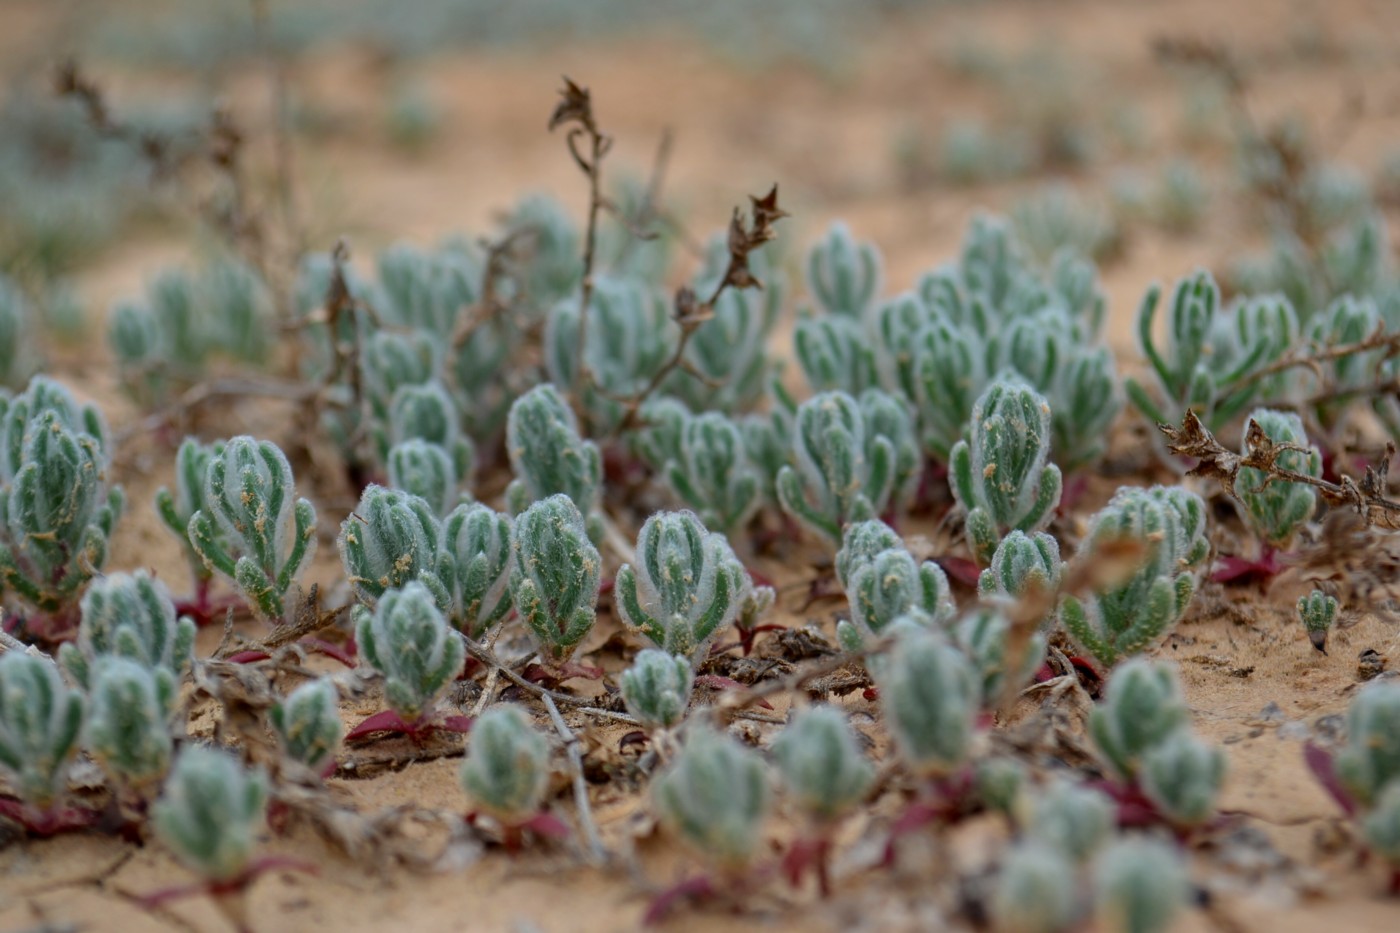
[
  {"xmin": 510, "ymin": 494, "xmax": 601, "ymax": 668},
  {"xmin": 619, "ymin": 649, "xmax": 694, "ymax": 732},
  {"xmin": 269, "ymin": 678, "xmax": 343, "ymax": 776},
  {"xmin": 0, "ymin": 652, "xmax": 89, "ymax": 834},
  {"xmin": 459, "ymin": 704, "xmax": 565, "ymax": 850},
  {"xmin": 1298, "ymin": 588, "xmax": 1339, "ymax": 654},
  {"xmin": 505, "ymin": 384, "xmax": 604, "ymax": 542},
  {"xmin": 59, "ymin": 570, "xmax": 195, "ymax": 690}
]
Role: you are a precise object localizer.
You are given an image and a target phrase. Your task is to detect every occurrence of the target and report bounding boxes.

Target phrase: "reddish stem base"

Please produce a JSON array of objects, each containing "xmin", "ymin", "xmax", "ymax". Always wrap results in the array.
[
  {"xmin": 782, "ymin": 835, "xmax": 833, "ymax": 897},
  {"xmin": 1210, "ymin": 546, "xmax": 1286, "ymax": 585},
  {"xmin": 345, "ymin": 710, "xmax": 475, "ymax": 744},
  {"xmin": 0, "ymin": 797, "xmax": 102, "ymax": 836},
  {"xmin": 138, "ymin": 855, "xmax": 317, "ymax": 909},
  {"xmin": 1304, "ymin": 741, "xmax": 1358, "ymax": 818},
  {"xmin": 643, "ymin": 874, "xmax": 719, "ymax": 927}
]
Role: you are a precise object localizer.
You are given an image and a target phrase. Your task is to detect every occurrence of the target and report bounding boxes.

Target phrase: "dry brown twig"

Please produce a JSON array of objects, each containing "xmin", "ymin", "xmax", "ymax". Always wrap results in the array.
[{"xmin": 1160, "ymin": 410, "xmax": 1400, "ymax": 529}]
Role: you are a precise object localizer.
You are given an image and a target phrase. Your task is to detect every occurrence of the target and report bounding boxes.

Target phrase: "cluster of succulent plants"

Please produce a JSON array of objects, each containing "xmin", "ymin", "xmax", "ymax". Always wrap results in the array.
[
  {"xmin": 14, "ymin": 67, "xmax": 1400, "ymax": 932},
  {"xmin": 1314, "ymin": 683, "xmax": 1400, "ymax": 883}
]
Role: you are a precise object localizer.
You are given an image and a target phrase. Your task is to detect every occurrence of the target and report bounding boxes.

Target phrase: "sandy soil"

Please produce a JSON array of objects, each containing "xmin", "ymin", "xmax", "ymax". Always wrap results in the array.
[{"xmin": 5, "ymin": 0, "xmax": 1400, "ymax": 930}]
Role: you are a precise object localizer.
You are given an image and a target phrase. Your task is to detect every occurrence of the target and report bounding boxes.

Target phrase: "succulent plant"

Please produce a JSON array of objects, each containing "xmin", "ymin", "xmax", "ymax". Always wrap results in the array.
[
  {"xmin": 833, "ymin": 519, "xmax": 904, "ymax": 589},
  {"xmin": 616, "ymin": 510, "xmax": 746, "ymax": 661},
  {"xmin": 1088, "ymin": 659, "xmax": 1190, "ymax": 783},
  {"xmin": 109, "ymin": 301, "xmax": 165, "ymax": 404},
  {"xmin": 0, "ymin": 378, "xmax": 123, "ymax": 615},
  {"xmin": 978, "ymin": 530, "xmax": 1062, "ymax": 604},
  {"xmin": 387, "ymin": 438, "xmax": 462, "ymax": 516},
  {"xmin": 835, "ymin": 539, "xmax": 953, "ymax": 652},
  {"xmin": 1091, "ymin": 838, "xmax": 1190, "ymax": 933},
  {"xmin": 460, "ymin": 704, "xmax": 551, "ymax": 827},
  {"xmin": 440, "ymin": 502, "xmax": 513, "ymax": 638},
  {"xmin": 361, "ymin": 330, "xmax": 439, "ymax": 426},
  {"xmin": 634, "ymin": 395, "xmax": 689, "ymax": 473},
  {"xmin": 651, "ymin": 725, "xmax": 770, "ymax": 873},
  {"xmin": 1362, "ymin": 782, "xmax": 1400, "ymax": 868},
  {"xmin": 1236, "ymin": 409, "xmax": 1319, "ymax": 549},
  {"xmin": 991, "ymin": 842, "xmax": 1080, "ymax": 933},
  {"xmin": 187, "ymin": 436, "xmax": 316, "ymax": 623},
  {"xmin": 504, "ymin": 384, "xmax": 603, "ymax": 541},
  {"xmin": 269, "ymin": 678, "xmax": 343, "ymax": 774},
  {"xmin": 974, "ymin": 756, "xmax": 1027, "ymax": 816},
  {"xmin": 955, "ymin": 604, "xmax": 1047, "ymax": 706},
  {"xmin": 1126, "ymin": 269, "xmax": 1267, "ymax": 433},
  {"xmin": 59, "ymin": 570, "xmax": 195, "ymax": 689},
  {"xmin": 875, "ymin": 626, "xmax": 980, "ymax": 776},
  {"xmin": 339, "ymin": 485, "xmax": 449, "ymax": 607},
  {"xmin": 1061, "ymin": 486, "xmax": 1206, "ymax": 668},
  {"xmin": 804, "ymin": 222, "xmax": 882, "ymax": 319},
  {"xmin": 152, "ymin": 746, "xmax": 267, "ymax": 883},
  {"xmin": 379, "ymin": 381, "xmax": 474, "ymax": 473},
  {"xmin": 661, "ymin": 411, "xmax": 763, "ymax": 534},
  {"xmin": 1297, "ymin": 588, "xmax": 1339, "ymax": 654},
  {"xmin": 156, "ymin": 437, "xmax": 226, "ymax": 591},
  {"xmin": 1050, "ymin": 344, "xmax": 1120, "ymax": 470},
  {"xmin": 772, "ymin": 706, "xmax": 874, "ymax": 823},
  {"xmin": 354, "ymin": 581, "xmax": 465, "ymax": 724},
  {"xmin": 949, "ymin": 380, "xmax": 1062, "ymax": 566},
  {"xmin": 914, "ymin": 317, "xmax": 986, "ymax": 460},
  {"xmin": 84, "ymin": 658, "xmax": 176, "ymax": 794},
  {"xmin": 0, "ymin": 277, "xmax": 34, "ymax": 390},
  {"xmin": 1026, "ymin": 779, "xmax": 1114, "ymax": 863},
  {"xmin": 1334, "ymin": 682, "xmax": 1400, "ymax": 809},
  {"xmin": 509, "ymin": 494, "xmax": 601, "ymax": 664},
  {"xmin": 0, "ymin": 653, "xmax": 84, "ymax": 814},
  {"xmin": 1139, "ymin": 731, "xmax": 1226, "ymax": 827},
  {"xmin": 777, "ymin": 391, "xmax": 895, "ymax": 545},
  {"xmin": 794, "ymin": 315, "xmax": 878, "ymax": 395},
  {"xmin": 619, "ymin": 649, "xmax": 694, "ymax": 731},
  {"xmin": 860, "ymin": 388, "xmax": 921, "ymax": 512}
]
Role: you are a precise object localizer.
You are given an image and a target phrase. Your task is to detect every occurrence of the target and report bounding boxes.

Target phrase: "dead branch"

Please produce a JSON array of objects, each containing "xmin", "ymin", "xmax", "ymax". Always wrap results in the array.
[
  {"xmin": 540, "ymin": 692, "xmax": 609, "ymax": 865},
  {"xmin": 1160, "ymin": 410, "xmax": 1400, "ymax": 529}
]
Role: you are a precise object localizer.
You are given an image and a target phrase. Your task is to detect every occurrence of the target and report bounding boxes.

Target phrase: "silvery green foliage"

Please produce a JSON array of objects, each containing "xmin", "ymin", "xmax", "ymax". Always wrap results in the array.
[
  {"xmin": 949, "ymin": 380, "xmax": 1062, "ymax": 566},
  {"xmin": 662, "ymin": 411, "xmax": 763, "ymax": 534},
  {"xmin": 772, "ymin": 705, "xmax": 874, "ymax": 823},
  {"xmin": 805, "ymin": 222, "xmax": 882, "ymax": 319},
  {"xmin": 974, "ymin": 757, "xmax": 1026, "ymax": 816},
  {"xmin": 1362, "ymin": 783, "xmax": 1400, "ymax": 868},
  {"xmin": 1126, "ymin": 270, "xmax": 1272, "ymax": 433},
  {"xmin": 1089, "ymin": 659, "xmax": 1190, "ymax": 783},
  {"xmin": 834, "ymin": 524, "xmax": 953, "ymax": 652},
  {"xmin": 0, "ymin": 277, "xmax": 33, "ymax": 390},
  {"xmin": 0, "ymin": 377, "xmax": 122, "ymax": 613},
  {"xmin": 597, "ymin": 172, "xmax": 674, "ymax": 283},
  {"xmin": 1092, "ymin": 838, "xmax": 1190, "ymax": 933},
  {"xmin": 616, "ymin": 510, "xmax": 745, "ymax": 661},
  {"xmin": 875, "ymin": 626, "xmax": 980, "ymax": 776},
  {"xmin": 633, "ymin": 395, "xmax": 689, "ymax": 473},
  {"xmin": 355, "ymin": 581, "xmax": 464, "ymax": 724},
  {"xmin": 441, "ymin": 502, "xmax": 513, "ymax": 638},
  {"xmin": 382, "ymin": 382, "xmax": 475, "ymax": 477},
  {"xmin": 860, "ymin": 388, "xmax": 920, "ymax": 512},
  {"xmin": 913, "ymin": 317, "xmax": 984, "ymax": 460},
  {"xmin": 388, "ymin": 438, "xmax": 461, "ymax": 516},
  {"xmin": 1061, "ymin": 485, "xmax": 1207, "ymax": 668},
  {"xmin": 506, "ymin": 193, "xmax": 581, "ymax": 308},
  {"xmin": 459, "ymin": 704, "xmax": 551, "ymax": 826},
  {"xmin": 59, "ymin": 571, "xmax": 195, "ymax": 689},
  {"xmin": 376, "ymin": 240, "xmax": 475, "ymax": 339},
  {"xmin": 978, "ymin": 530, "xmax": 1062, "ymax": 603},
  {"xmin": 152, "ymin": 746, "xmax": 267, "ymax": 883},
  {"xmin": 187, "ymin": 436, "xmax": 316, "ymax": 623},
  {"xmin": 1334, "ymin": 682, "xmax": 1400, "ymax": 808},
  {"xmin": 361, "ymin": 330, "xmax": 439, "ymax": 430},
  {"xmin": 777, "ymin": 391, "xmax": 895, "ymax": 545},
  {"xmin": 1212, "ymin": 294, "xmax": 1300, "ymax": 404},
  {"xmin": 741, "ymin": 411, "xmax": 789, "ymax": 505},
  {"xmin": 1051, "ymin": 344, "xmax": 1120, "ymax": 470},
  {"xmin": 1306, "ymin": 295, "xmax": 1387, "ymax": 422},
  {"xmin": 146, "ymin": 269, "xmax": 204, "ymax": 364},
  {"xmin": 339, "ymin": 485, "xmax": 448, "ymax": 607},
  {"xmin": 504, "ymin": 384, "xmax": 603, "ymax": 540},
  {"xmin": 1139, "ymin": 732, "xmax": 1226, "ymax": 827},
  {"xmin": 619, "ymin": 649, "xmax": 693, "ymax": 731},
  {"xmin": 991, "ymin": 842, "xmax": 1079, "ymax": 933},
  {"xmin": 1012, "ymin": 185, "xmax": 1117, "ymax": 264},
  {"xmin": 955, "ymin": 604, "xmax": 1046, "ymax": 705},
  {"xmin": 795, "ymin": 314, "xmax": 878, "ymax": 395},
  {"xmin": 203, "ymin": 258, "xmax": 272, "ymax": 362},
  {"xmin": 651, "ymin": 725, "xmax": 770, "ymax": 872},
  {"xmin": 668, "ymin": 236, "xmax": 783, "ymax": 411},
  {"xmin": 1027, "ymin": 780, "xmax": 1114, "ymax": 863},
  {"xmin": 269, "ymin": 678, "xmax": 342, "ymax": 773},
  {"xmin": 1297, "ymin": 589, "xmax": 1338, "ymax": 652},
  {"xmin": 0, "ymin": 653, "xmax": 84, "ymax": 812},
  {"xmin": 1151, "ymin": 159, "xmax": 1209, "ymax": 234},
  {"xmin": 545, "ymin": 276, "xmax": 676, "ymax": 433},
  {"xmin": 109, "ymin": 301, "xmax": 166, "ymax": 405},
  {"xmin": 510, "ymin": 494, "xmax": 600, "ymax": 664},
  {"xmin": 84, "ymin": 658, "xmax": 175, "ymax": 793},
  {"xmin": 156, "ymin": 437, "xmax": 225, "ymax": 587},
  {"xmin": 1237, "ymin": 409, "xmax": 1319, "ymax": 548}
]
